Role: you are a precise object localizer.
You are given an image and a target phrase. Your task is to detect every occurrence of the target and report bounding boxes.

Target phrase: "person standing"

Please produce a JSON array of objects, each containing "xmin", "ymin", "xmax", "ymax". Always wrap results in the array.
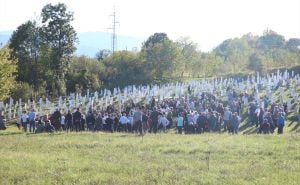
[
  {"xmin": 142, "ymin": 109, "xmax": 149, "ymax": 133},
  {"xmin": 133, "ymin": 107, "xmax": 143, "ymax": 135},
  {"xmin": 21, "ymin": 111, "xmax": 29, "ymax": 132},
  {"xmin": 65, "ymin": 110, "xmax": 73, "ymax": 132},
  {"xmin": 231, "ymin": 112, "xmax": 240, "ymax": 134},
  {"xmin": 127, "ymin": 113, "xmax": 133, "ymax": 133},
  {"xmin": 105, "ymin": 114, "xmax": 114, "ymax": 132},
  {"xmin": 119, "ymin": 113, "xmax": 129, "ymax": 132},
  {"xmin": 159, "ymin": 113, "xmax": 169, "ymax": 133},
  {"xmin": 73, "ymin": 108, "xmax": 82, "ymax": 132},
  {"xmin": 176, "ymin": 113, "xmax": 184, "ymax": 134},
  {"xmin": 150, "ymin": 107, "xmax": 161, "ymax": 134},
  {"xmin": 86, "ymin": 112, "xmax": 96, "ymax": 131},
  {"xmin": 28, "ymin": 109, "xmax": 37, "ymax": 133},
  {"xmin": 208, "ymin": 112, "xmax": 217, "ymax": 133},
  {"xmin": 80, "ymin": 113, "xmax": 86, "ymax": 131},
  {"xmin": 93, "ymin": 113, "xmax": 102, "ymax": 131},
  {"xmin": 0, "ymin": 111, "xmax": 6, "ymax": 130},
  {"xmin": 277, "ymin": 113, "xmax": 285, "ymax": 134},
  {"xmin": 52, "ymin": 108, "xmax": 62, "ymax": 131},
  {"xmin": 223, "ymin": 107, "xmax": 231, "ymax": 132},
  {"xmin": 60, "ymin": 114, "xmax": 66, "ymax": 131},
  {"xmin": 196, "ymin": 112, "xmax": 207, "ymax": 134}
]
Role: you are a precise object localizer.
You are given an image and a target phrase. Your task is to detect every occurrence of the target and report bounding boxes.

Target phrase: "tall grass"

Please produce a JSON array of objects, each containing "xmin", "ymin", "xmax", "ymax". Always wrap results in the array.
[{"xmin": 0, "ymin": 130, "xmax": 299, "ymax": 185}]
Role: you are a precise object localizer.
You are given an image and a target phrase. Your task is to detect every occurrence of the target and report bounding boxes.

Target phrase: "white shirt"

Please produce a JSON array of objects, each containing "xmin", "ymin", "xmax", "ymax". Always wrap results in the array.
[
  {"xmin": 159, "ymin": 116, "xmax": 169, "ymax": 126},
  {"xmin": 61, "ymin": 115, "xmax": 65, "ymax": 125},
  {"xmin": 21, "ymin": 114, "xmax": 29, "ymax": 122},
  {"xmin": 127, "ymin": 116, "xmax": 133, "ymax": 125},
  {"xmin": 119, "ymin": 116, "xmax": 129, "ymax": 125},
  {"xmin": 255, "ymin": 108, "xmax": 260, "ymax": 117},
  {"xmin": 103, "ymin": 116, "xmax": 108, "ymax": 124},
  {"xmin": 176, "ymin": 101, "xmax": 180, "ymax": 108}
]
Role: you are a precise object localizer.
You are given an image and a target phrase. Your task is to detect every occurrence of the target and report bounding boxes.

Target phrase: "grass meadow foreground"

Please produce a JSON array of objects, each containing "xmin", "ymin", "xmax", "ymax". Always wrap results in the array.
[{"xmin": 0, "ymin": 126, "xmax": 300, "ymax": 185}]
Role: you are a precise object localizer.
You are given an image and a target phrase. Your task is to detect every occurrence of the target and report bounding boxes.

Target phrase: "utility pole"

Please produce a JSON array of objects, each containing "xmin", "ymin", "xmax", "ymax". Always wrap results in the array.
[{"xmin": 109, "ymin": 8, "xmax": 119, "ymax": 57}]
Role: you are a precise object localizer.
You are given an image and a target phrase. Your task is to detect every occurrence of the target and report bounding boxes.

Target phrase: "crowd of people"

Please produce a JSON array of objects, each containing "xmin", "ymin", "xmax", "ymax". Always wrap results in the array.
[{"xmin": 14, "ymin": 86, "xmax": 299, "ymax": 135}]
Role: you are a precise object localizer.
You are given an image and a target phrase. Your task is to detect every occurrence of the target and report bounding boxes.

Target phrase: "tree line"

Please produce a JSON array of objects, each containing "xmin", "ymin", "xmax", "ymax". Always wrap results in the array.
[{"xmin": 0, "ymin": 3, "xmax": 299, "ymax": 101}]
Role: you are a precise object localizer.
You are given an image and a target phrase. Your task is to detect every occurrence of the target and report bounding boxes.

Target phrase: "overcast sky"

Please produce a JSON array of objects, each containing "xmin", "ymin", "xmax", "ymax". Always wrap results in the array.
[{"xmin": 0, "ymin": 0, "xmax": 299, "ymax": 51}]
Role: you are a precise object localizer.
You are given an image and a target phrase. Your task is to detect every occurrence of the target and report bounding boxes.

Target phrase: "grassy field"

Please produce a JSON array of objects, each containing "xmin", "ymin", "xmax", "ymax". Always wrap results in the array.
[
  {"xmin": 1, "ymin": 124, "xmax": 300, "ymax": 185},
  {"xmin": 0, "ymin": 79, "xmax": 299, "ymax": 185}
]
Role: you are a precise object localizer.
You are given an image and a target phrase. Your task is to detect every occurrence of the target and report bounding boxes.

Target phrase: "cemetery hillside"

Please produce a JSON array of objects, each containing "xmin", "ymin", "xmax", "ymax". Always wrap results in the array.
[{"xmin": 0, "ymin": 2, "xmax": 299, "ymax": 185}]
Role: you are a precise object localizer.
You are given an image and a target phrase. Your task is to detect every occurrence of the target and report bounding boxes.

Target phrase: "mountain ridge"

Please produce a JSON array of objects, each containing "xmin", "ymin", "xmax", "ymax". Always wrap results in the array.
[{"xmin": 0, "ymin": 31, "xmax": 145, "ymax": 57}]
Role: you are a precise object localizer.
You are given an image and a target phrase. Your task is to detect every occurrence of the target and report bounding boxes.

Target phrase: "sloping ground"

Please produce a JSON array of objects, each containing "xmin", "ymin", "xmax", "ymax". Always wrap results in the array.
[
  {"xmin": 0, "ymin": 72, "xmax": 299, "ymax": 184},
  {"xmin": 239, "ymin": 83, "xmax": 300, "ymax": 134},
  {"xmin": 0, "ymin": 131, "xmax": 299, "ymax": 185}
]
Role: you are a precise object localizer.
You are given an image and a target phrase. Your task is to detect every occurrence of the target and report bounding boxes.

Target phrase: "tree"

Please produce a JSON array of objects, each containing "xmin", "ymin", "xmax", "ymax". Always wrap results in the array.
[
  {"xmin": 215, "ymin": 38, "xmax": 251, "ymax": 73},
  {"xmin": 0, "ymin": 47, "xmax": 17, "ymax": 100},
  {"xmin": 96, "ymin": 49, "xmax": 111, "ymax": 61},
  {"xmin": 176, "ymin": 37, "xmax": 199, "ymax": 77},
  {"xmin": 143, "ymin": 33, "xmax": 169, "ymax": 48},
  {"xmin": 248, "ymin": 53, "xmax": 266, "ymax": 74},
  {"xmin": 242, "ymin": 33, "xmax": 259, "ymax": 48},
  {"xmin": 286, "ymin": 38, "xmax": 300, "ymax": 53},
  {"xmin": 257, "ymin": 29, "xmax": 285, "ymax": 51},
  {"xmin": 41, "ymin": 3, "xmax": 77, "ymax": 83},
  {"xmin": 9, "ymin": 20, "xmax": 41, "ymax": 87},
  {"xmin": 102, "ymin": 51, "xmax": 146, "ymax": 88},
  {"xmin": 141, "ymin": 33, "xmax": 180, "ymax": 82},
  {"xmin": 214, "ymin": 39, "xmax": 232, "ymax": 63},
  {"xmin": 66, "ymin": 56, "xmax": 105, "ymax": 93}
]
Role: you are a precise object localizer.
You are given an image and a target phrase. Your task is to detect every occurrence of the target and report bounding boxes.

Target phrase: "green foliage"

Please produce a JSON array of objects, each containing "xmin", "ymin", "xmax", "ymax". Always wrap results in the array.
[
  {"xmin": 102, "ymin": 51, "xmax": 146, "ymax": 88},
  {"xmin": 141, "ymin": 33, "xmax": 180, "ymax": 83},
  {"xmin": 8, "ymin": 20, "xmax": 41, "ymax": 87},
  {"xmin": 8, "ymin": 3, "xmax": 77, "ymax": 97},
  {"xmin": 257, "ymin": 29, "xmax": 285, "ymax": 51},
  {"xmin": 215, "ymin": 38, "xmax": 251, "ymax": 73},
  {"xmin": 10, "ymin": 82, "xmax": 34, "ymax": 100},
  {"xmin": 8, "ymin": 7, "xmax": 300, "ymax": 100},
  {"xmin": 286, "ymin": 38, "xmax": 300, "ymax": 52},
  {"xmin": 66, "ymin": 56, "xmax": 104, "ymax": 93},
  {"xmin": 248, "ymin": 53, "xmax": 266, "ymax": 74},
  {"xmin": 41, "ymin": 3, "xmax": 77, "ymax": 75},
  {"xmin": 41, "ymin": 3, "xmax": 77, "ymax": 91},
  {"xmin": 214, "ymin": 30, "xmax": 300, "ymax": 76},
  {"xmin": 0, "ymin": 47, "xmax": 17, "ymax": 101},
  {"xmin": 176, "ymin": 37, "xmax": 199, "ymax": 77},
  {"xmin": 96, "ymin": 49, "xmax": 111, "ymax": 61}
]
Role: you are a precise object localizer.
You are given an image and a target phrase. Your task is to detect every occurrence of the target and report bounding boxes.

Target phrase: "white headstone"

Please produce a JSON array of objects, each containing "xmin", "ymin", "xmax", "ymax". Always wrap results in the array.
[
  {"xmin": 0, "ymin": 102, "xmax": 3, "ymax": 110},
  {"xmin": 9, "ymin": 97, "xmax": 13, "ymax": 106},
  {"xmin": 8, "ymin": 107, "xmax": 12, "ymax": 120},
  {"xmin": 46, "ymin": 98, "xmax": 50, "ymax": 107}
]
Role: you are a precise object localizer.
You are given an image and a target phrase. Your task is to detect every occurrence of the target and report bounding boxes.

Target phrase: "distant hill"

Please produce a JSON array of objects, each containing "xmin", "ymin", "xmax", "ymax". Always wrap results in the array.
[
  {"xmin": 0, "ymin": 31, "xmax": 11, "ymax": 47},
  {"xmin": 0, "ymin": 31, "xmax": 145, "ymax": 57}
]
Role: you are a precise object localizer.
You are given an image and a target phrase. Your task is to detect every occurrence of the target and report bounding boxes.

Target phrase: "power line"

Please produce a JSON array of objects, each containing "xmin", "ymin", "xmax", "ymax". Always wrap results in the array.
[{"xmin": 109, "ymin": 8, "xmax": 119, "ymax": 57}]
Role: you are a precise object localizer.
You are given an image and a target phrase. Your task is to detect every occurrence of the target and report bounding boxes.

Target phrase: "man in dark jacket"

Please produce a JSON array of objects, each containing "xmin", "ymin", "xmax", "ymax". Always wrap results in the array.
[
  {"xmin": 0, "ymin": 111, "xmax": 6, "ymax": 130},
  {"xmin": 65, "ymin": 110, "xmax": 73, "ymax": 132},
  {"xmin": 149, "ymin": 107, "xmax": 161, "ymax": 134},
  {"xmin": 52, "ymin": 108, "xmax": 62, "ymax": 131},
  {"xmin": 86, "ymin": 112, "xmax": 96, "ymax": 131},
  {"xmin": 73, "ymin": 108, "xmax": 82, "ymax": 132}
]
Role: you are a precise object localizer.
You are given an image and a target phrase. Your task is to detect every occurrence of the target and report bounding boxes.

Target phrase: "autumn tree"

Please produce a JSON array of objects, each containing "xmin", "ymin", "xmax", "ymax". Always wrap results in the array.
[{"xmin": 0, "ymin": 47, "xmax": 17, "ymax": 100}]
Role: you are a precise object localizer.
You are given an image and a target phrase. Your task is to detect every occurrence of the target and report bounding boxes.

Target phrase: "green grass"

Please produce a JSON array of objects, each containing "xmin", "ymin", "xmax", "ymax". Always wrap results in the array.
[
  {"xmin": 1, "ymin": 76, "xmax": 299, "ymax": 185},
  {"xmin": 1, "ymin": 125, "xmax": 300, "ymax": 185}
]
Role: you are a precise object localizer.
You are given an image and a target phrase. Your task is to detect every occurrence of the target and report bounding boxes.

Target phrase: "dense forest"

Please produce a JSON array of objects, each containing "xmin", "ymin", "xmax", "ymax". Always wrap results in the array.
[{"xmin": 0, "ymin": 3, "xmax": 299, "ymax": 101}]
